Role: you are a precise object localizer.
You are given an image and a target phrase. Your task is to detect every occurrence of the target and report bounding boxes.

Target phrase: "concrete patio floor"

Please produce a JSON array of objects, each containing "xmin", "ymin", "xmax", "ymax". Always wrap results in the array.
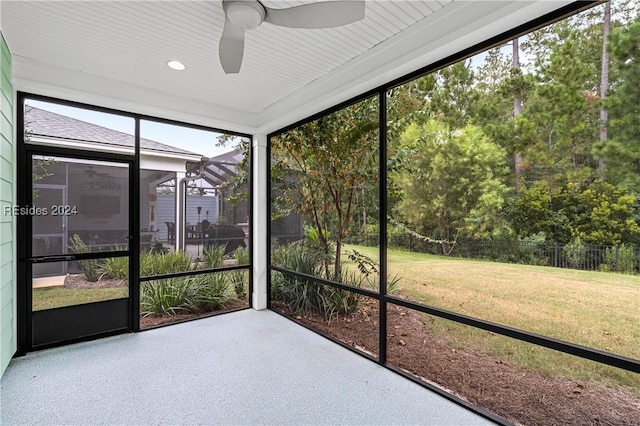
[{"xmin": 1, "ymin": 309, "xmax": 495, "ymax": 425}]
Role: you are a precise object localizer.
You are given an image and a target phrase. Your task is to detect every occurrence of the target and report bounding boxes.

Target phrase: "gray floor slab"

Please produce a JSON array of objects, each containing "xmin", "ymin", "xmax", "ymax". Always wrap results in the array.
[{"xmin": 1, "ymin": 309, "xmax": 495, "ymax": 425}]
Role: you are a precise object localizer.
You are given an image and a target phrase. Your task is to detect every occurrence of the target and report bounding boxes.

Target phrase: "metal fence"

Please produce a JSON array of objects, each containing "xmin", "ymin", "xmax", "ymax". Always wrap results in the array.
[
  {"xmin": 351, "ymin": 232, "xmax": 640, "ymax": 275},
  {"xmin": 452, "ymin": 239, "xmax": 639, "ymax": 274}
]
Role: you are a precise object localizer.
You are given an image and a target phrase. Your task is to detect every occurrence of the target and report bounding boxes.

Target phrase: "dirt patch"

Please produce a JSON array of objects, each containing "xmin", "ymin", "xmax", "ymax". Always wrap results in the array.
[
  {"xmin": 64, "ymin": 274, "xmax": 126, "ymax": 289},
  {"xmin": 272, "ymin": 299, "xmax": 640, "ymax": 426}
]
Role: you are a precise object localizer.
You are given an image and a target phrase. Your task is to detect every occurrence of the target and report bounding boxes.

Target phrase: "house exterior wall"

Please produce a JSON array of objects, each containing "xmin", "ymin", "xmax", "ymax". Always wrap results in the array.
[{"xmin": 0, "ymin": 31, "xmax": 15, "ymax": 375}]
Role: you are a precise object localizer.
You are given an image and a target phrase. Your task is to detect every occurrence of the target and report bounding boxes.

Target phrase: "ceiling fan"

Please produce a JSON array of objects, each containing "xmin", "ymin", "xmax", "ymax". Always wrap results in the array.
[{"xmin": 219, "ymin": 0, "xmax": 366, "ymax": 74}]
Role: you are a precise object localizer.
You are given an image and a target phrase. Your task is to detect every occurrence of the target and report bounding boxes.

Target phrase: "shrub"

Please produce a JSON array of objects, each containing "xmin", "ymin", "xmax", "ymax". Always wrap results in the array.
[
  {"xmin": 100, "ymin": 248, "xmax": 128, "ymax": 281},
  {"xmin": 563, "ymin": 237, "xmax": 587, "ymax": 269},
  {"xmin": 140, "ymin": 278, "xmax": 193, "ymax": 317},
  {"xmin": 271, "ymin": 242, "xmax": 323, "ymax": 314},
  {"xmin": 601, "ymin": 245, "xmax": 638, "ymax": 274},
  {"xmin": 517, "ymin": 233, "xmax": 548, "ymax": 266},
  {"xmin": 189, "ymin": 273, "xmax": 230, "ymax": 312},
  {"xmin": 234, "ymin": 247, "xmax": 250, "ymax": 265},
  {"xmin": 387, "ymin": 224, "xmax": 409, "ymax": 249},
  {"xmin": 231, "ymin": 270, "xmax": 249, "ymax": 297},
  {"xmin": 202, "ymin": 244, "xmax": 226, "ymax": 268},
  {"xmin": 272, "ymin": 243, "xmax": 386, "ymax": 320},
  {"xmin": 321, "ymin": 269, "xmax": 364, "ymax": 321},
  {"xmin": 69, "ymin": 234, "xmax": 100, "ymax": 282},
  {"xmin": 304, "ymin": 227, "xmax": 335, "ymax": 266},
  {"xmin": 141, "ymin": 272, "xmax": 233, "ymax": 317},
  {"xmin": 140, "ymin": 250, "xmax": 193, "ymax": 276},
  {"xmin": 231, "ymin": 247, "xmax": 250, "ymax": 297}
]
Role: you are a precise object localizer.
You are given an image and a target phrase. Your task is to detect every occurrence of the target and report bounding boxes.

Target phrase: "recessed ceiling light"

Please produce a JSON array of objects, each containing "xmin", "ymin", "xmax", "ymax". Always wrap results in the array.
[{"xmin": 167, "ymin": 60, "xmax": 186, "ymax": 71}]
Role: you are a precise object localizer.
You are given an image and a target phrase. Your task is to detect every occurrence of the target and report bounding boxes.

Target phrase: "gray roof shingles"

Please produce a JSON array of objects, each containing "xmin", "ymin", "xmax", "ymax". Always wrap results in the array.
[{"xmin": 25, "ymin": 107, "xmax": 202, "ymax": 157}]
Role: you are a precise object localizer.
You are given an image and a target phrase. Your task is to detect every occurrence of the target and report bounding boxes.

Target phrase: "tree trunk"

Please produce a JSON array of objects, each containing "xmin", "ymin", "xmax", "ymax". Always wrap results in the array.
[
  {"xmin": 513, "ymin": 37, "xmax": 523, "ymax": 191},
  {"xmin": 599, "ymin": 0, "xmax": 611, "ymax": 177}
]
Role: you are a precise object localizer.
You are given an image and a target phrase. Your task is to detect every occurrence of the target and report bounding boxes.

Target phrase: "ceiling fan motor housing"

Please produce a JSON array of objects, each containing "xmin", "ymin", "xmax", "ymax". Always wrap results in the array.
[{"xmin": 224, "ymin": 0, "xmax": 266, "ymax": 30}]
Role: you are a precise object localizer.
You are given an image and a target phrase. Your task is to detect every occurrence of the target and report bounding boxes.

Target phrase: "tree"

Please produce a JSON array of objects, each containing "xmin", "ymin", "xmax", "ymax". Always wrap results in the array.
[
  {"xmin": 575, "ymin": 181, "xmax": 640, "ymax": 245},
  {"xmin": 599, "ymin": 14, "xmax": 640, "ymax": 190},
  {"xmin": 395, "ymin": 119, "xmax": 509, "ymax": 254},
  {"xmin": 271, "ymin": 97, "xmax": 379, "ymax": 277},
  {"xmin": 598, "ymin": 0, "xmax": 612, "ymax": 176},
  {"xmin": 519, "ymin": 23, "xmax": 600, "ymax": 190},
  {"xmin": 511, "ymin": 179, "xmax": 640, "ymax": 245},
  {"xmin": 474, "ymin": 41, "xmax": 537, "ymax": 191},
  {"xmin": 511, "ymin": 181, "xmax": 565, "ymax": 242}
]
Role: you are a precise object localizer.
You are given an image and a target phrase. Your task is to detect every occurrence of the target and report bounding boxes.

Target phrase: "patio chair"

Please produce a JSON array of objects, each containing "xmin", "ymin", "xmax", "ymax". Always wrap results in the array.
[{"xmin": 165, "ymin": 221, "xmax": 175, "ymax": 243}]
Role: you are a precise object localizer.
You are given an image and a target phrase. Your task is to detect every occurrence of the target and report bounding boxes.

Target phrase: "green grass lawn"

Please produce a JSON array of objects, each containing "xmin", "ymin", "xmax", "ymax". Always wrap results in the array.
[
  {"xmin": 346, "ymin": 244, "xmax": 640, "ymax": 392},
  {"xmin": 32, "ymin": 287, "xmax": 128, "ymax": 311}
]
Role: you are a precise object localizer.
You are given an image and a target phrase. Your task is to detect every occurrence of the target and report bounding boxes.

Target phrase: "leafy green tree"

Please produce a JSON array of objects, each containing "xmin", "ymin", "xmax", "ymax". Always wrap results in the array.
[
  {"xmin": 575, "ymin": 181, "xmax": 640, "ymax": 244},
  {"xmin": 511, "ymin": 180, "xmax": 640, "ymax": 244},
  {"xmin": 520, "ymin": 24, "xmax": 600, "ymax": 190},
  {"xmin": 395, "ymin": 120, "xmax": 509, "ymax": 254},
  {"xmin": 598, "ymin": 15, "xmax": 640, "ymax": 189},
  {"xmin": 271, "ymin": 97, "xmax": 379, "ymax": 277},
  {"xmin": 474, "ymin": 43, "xmax": 537, "ymax": 190},
  {"xmin": 509, "ymin": 181, "xmax": 576, "ymax": 243}
]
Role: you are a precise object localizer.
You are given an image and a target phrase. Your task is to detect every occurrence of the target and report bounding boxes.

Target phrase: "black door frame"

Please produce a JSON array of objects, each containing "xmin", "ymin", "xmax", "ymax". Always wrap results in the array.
[
  {"xmin": 17, "ymin": 143, "xmax": 138, "ymax": 352},
  {"xmin": 15, "ymin": 91, "xmax": 254, "ymax": 354}
]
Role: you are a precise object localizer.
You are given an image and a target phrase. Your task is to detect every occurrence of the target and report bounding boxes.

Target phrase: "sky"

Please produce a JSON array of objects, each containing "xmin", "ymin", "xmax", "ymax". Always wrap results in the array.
[{"xmin": 27, "ymin": 100, "xmax": 240, "ymax": 158}]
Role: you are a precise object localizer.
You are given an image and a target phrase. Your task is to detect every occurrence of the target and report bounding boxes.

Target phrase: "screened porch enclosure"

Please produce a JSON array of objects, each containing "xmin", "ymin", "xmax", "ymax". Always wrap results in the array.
[{"xmin": 3, "ymin": 1, "xmax": 638, "ymax": 425}]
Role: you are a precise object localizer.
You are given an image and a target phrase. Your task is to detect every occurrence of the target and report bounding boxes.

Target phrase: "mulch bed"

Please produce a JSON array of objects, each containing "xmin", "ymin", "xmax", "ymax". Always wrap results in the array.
[
  {"xmin": 64, "ymin": 274, "xmax": 126, "ymax": 289},
  {"xmin": 64, "ymin": 274, "xmax": 248, "ymax": 329},
  {"xmin": 140, "ymin": 298, "xmax": 249, "ymax": 329},
  {"xmin": 272, "ymin": 299, "xmax": 640, "ymax": 426}
]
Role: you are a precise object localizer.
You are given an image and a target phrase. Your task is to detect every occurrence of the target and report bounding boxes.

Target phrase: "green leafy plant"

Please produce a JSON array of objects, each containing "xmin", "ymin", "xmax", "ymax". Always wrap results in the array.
[
  {"xmin": 563, "ymin": 237, "xmax": 587, "ymax": 269},
  {"xmin": 140, "ymin": 278, "xmax": 193, "ymax": 317},
  {"xmin": 305, "ymin": 227, "xmax": 335, "ymax": 260},
  {"xmin": 189, "ymin": 273, "xmax": 231, "ymax": 312},
  {"xmin": 321, "ymin": 269, "xmax": 364, "ymax": 321},
  {"xmin": 99, "ymin": 247, "xmax": 128, "ymax": 281},
  {"xmin": 272, "ymin": 243, "xmax": 385, "ymax": 320},
  {"xmin": 140, "ymin": 250, "xmax": 193, "ymax": 276},
  {"xmin": 232, "ymin": 247, "xmax": 250, "ymax": 296},
  {"xmin": 234, "ymin": 246, "xmax": 250, "ymax": 265},
  {"xmin": 345, "ymin": 249, "xmax": 379, "ymax": 277},
  {"xmin": 202, "ymin": 244, "xmax": 226, "ymax": 269},
  {"xmin": 69, "ymin": 234, "xmax": 100, "ymax": 282},
  {"xmin": 346, "ymin": 248, "xmax": 401, "ymax": 294},
  {"xmin": 601, "ymin": 245, "xmax": 638, "ymax": 274},
  {"xmin": 271, "ymin": 243, "xmax": 323, "ymax": 314}
]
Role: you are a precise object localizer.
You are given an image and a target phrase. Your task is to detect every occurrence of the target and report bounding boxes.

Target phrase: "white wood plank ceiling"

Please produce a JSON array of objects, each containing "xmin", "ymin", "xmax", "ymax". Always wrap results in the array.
[{"xmin": 1, "ymin": 1, "xmax": 575, "ymax": 134}]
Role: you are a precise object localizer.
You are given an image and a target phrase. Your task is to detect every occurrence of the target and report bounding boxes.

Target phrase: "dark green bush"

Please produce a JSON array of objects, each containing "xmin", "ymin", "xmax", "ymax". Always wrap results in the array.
[{"xmin": 601, "ymin": 245, "xmax": 638, "ymax": 274}]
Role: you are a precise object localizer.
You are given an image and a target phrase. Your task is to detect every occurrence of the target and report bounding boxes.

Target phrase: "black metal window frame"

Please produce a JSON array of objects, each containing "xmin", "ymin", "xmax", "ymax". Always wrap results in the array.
[
  {"xmin": 16, "ymin": 92, "xmax": 254, "ymax": 352},
  {"xmin": 267, "ymin": 1, "xmax": 638, "ymax": 424}
]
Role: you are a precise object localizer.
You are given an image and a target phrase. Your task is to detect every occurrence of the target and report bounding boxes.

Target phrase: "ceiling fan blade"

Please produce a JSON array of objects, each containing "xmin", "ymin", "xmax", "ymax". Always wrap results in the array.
[
  {"xmin": 219, "ymin": 15, "xmax": 245, "ymax": 74},
  {"xmin": 264, "ymin": 1, "xmax": 365, "ymax": 29}
]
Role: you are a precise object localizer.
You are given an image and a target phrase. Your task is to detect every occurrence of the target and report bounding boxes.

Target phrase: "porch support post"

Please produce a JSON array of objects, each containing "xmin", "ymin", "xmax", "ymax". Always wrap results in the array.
[
  {"xmin": 175, "ymin": 171, "xmax": 185, "ymax": 251},
  {"xmin": 252, "ymin": 134, "xmax": 268, "ymax": 310}
]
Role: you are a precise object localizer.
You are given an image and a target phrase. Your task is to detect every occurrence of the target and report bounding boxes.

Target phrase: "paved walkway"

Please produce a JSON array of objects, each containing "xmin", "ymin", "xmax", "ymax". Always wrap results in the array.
[{"xmin": 1, "ymin": 309, "xmax": 494, "ymax": 425}]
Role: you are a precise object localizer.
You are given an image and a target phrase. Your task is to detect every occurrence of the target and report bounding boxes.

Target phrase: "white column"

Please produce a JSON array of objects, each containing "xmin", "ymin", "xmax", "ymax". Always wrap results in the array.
[
  {"xmin": 175, "ymin": 171, "xmax": 185, "ymax": 250},
  {"xmin": 252, "ymin": 134, "xmax": 268, "ymax": 310}
]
